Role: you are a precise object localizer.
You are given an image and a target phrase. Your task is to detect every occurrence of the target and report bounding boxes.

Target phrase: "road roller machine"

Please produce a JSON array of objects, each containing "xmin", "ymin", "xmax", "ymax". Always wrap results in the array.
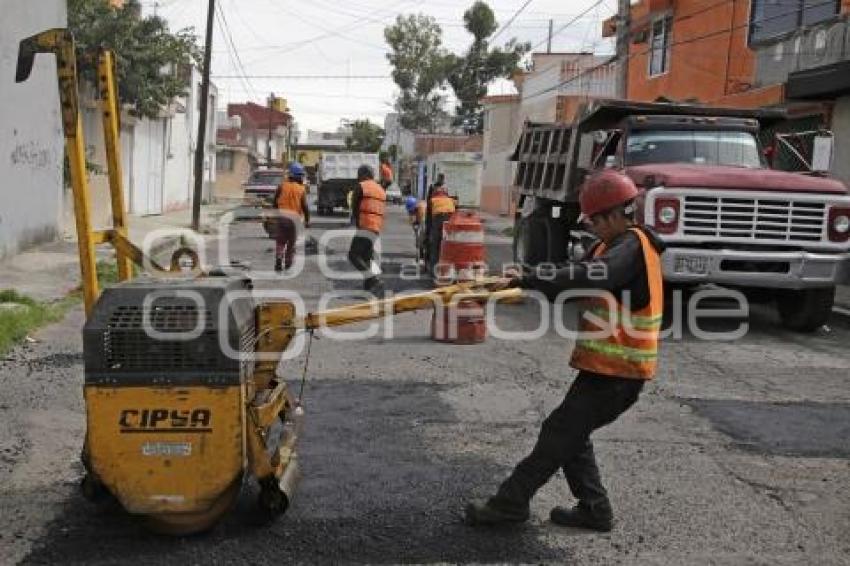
[{"xmin": 80, "ymin": 275, "xmax": 517, "ymax": 534}]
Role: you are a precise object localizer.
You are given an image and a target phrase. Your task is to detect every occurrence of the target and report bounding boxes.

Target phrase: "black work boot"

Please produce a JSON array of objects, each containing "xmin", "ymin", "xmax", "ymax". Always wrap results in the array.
[
  {"xmin": 274, "ymin": 258, "xmax": 283, "ymax": 273},
  {"xmin": 465, "ymin": 498, "xmax": 530, "ymax": 526},
  {"xmin": 549, "ymin": 500, "xmax": 613, "ymax": 532},
  {"xmin": 365, "ymin": 277, "xmax": 386, "ymax": 299}
]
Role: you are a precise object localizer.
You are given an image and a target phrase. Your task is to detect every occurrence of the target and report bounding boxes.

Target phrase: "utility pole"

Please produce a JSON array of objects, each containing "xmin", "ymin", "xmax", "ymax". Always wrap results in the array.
[
  {"xmin": 547, "ymin": 19, "xmax": 553, "ymax": 53},
  {"xmin": 615, "ymin": 0, "xmax": 630, "ymax": 99},
  {"xmin": 192, "ymin": 0, "xmax": 214, "ymax": 232},
  {"xmin": 267, "ymin": 92, "xmax": 274, "ymax": 166}
]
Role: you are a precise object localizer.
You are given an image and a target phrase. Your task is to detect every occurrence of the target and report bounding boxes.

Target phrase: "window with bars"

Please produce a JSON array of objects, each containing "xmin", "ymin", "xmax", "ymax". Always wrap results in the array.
[
  {"xmin": 217, "ymin": 150, "xmax": 234, "ymax": 172},
  {"xmin": 649, "ymin": 15, "xmax": 672, "ymax": 77},
  {"xmin": 749, "ymin": 0, "xmax": 840, "ymax": 45}
]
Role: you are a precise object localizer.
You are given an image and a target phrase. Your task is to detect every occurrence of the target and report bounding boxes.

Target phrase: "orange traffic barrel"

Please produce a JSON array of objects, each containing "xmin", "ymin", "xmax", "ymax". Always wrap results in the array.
[
  {"xmin": 435, "ymin": 210, "xmax": 487, "ymax": 283},
  {"xmin": 431, "ymin": 299, "xmax": 487, "ymax": 344}
]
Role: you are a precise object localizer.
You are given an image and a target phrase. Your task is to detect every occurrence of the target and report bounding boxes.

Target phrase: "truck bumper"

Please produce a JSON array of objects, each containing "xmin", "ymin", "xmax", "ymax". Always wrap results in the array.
[{"xmin": 662, "ymin": 247, "xmax": 850, "ymax": 289}]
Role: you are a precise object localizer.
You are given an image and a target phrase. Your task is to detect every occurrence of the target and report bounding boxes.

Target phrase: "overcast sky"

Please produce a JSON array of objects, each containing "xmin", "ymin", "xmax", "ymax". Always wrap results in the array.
[{"xmin": 140, "ymin": 0, "xmax": 615, "ymax": 134}]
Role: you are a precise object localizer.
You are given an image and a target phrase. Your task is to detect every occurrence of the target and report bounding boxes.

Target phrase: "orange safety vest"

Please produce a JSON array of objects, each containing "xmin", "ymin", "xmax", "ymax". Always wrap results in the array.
[
  {"xmin": 569, "ymin": 228, "xmax": 663, "ymax": 380},
  {"xmin": 430, "ymin": 193, "xmax": 455, "ymax": 216},
  {"xmin": 380, "ymin": 163, "xmax": 393, "ymax": 183},
  {"xmin": 357, "ymin": 179, "xmax": 386, "ymax": 234},
  {"xmin": 276, "ymin": 181, "xmax": 306, "ymax": 218}
]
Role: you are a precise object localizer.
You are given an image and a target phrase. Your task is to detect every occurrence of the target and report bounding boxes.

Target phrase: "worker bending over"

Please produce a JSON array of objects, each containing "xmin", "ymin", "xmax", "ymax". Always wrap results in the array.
[
  {"xmin": 466, "ymin": 171, "xmax": 665, "ymax": 532},
  {"xmin": 272, "ymin": 162, "xmax": 310, "ymax": 273},
  {"xmin": 348, "ymin": 165, "xmax": 387, "ymax": 296}
]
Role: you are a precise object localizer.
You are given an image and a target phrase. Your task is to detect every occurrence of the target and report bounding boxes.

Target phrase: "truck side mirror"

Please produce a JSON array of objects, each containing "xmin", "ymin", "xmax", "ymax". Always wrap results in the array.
[{"xmin": 811, "ymin": 132, "xmax": 833, "ymax": 173}]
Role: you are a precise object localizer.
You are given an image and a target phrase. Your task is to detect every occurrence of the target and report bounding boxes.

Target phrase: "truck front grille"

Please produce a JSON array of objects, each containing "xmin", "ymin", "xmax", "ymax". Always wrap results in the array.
[{"xmin": 681, "ymin": 195, "xmax": 826, "ymax": 243}]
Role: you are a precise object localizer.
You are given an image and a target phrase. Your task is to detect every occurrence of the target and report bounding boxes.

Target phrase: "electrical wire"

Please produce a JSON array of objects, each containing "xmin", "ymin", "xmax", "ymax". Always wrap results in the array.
[
  {"xmin": 528, "ymin": 0, "xmax": 608, "ymax": 52},
  {"xmin": 215, "ymin": 2, "xmax": 258, "ymax": 99},
  {"xmin": 492, "ymin": 0, "xmax": 536, "ymax": 41},
  {"xmin": 522, "ymin": 0, "xmax": 840, "ymax": 102}
]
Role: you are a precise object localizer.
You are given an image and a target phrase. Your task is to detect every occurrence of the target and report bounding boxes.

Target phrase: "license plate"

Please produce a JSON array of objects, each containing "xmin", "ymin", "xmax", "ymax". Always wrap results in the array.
[{"xmin": 675, "ymin": 255, "xmax": 709, "ymax": 275}]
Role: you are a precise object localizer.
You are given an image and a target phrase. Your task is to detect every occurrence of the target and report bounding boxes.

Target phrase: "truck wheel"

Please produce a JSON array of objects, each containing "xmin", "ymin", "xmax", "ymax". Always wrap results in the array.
[{"xmin": 776, "ymin": 287, "xmax": 835, "ymax": 332}]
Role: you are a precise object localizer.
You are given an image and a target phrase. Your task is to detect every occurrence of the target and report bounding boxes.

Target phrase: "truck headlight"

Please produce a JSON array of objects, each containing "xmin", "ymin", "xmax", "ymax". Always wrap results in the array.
[
  {"xmin": 828, "ymin": 207, "xmax": 850, "ymax": 242},
  {"xmin": 653, "ymin": 198, "xmax": 680, "ymax": 234},
  {"xmin": 658, "ymin": 206, "xmax": 678, "ymax": 224}
]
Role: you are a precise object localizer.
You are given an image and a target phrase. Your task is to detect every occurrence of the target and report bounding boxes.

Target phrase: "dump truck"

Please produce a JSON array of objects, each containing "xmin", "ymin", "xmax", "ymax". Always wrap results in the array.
[
  {"xmin": 425, "ymin": 152, "xmax": 484, "ymax": 208},
  {"xmin": 316, "ymin": 152, "xmax": 379, "ymax": 215},
  {"xmin": 511, "ymin": 99, "xmax": 850, "ymax": 331}
]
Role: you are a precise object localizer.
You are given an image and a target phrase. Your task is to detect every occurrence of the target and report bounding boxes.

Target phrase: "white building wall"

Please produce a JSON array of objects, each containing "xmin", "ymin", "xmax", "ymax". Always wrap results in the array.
[
  {"xmin": 0, "ymin": 1, "xmax": 66, "ymax": 259},
  {"xmin": 831, "ymin": 96, "xmax": 850, "ymax": 189}
]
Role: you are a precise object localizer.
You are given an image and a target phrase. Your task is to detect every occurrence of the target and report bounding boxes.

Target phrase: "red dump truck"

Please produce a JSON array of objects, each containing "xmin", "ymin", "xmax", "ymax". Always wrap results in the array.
[{"xmin": 511, "ymin": 100, "xmax": 850, "ymax": 331}]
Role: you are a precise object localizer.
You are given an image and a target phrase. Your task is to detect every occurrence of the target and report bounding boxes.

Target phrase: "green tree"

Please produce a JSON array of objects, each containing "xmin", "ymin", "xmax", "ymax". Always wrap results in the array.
[
  {"xmin": 446, "ymin": 2, "xmax": 530, "ymax": 133},
  {"xmin": 68, "ymin": 0, "xmax": 201, "ymax": 119},
  {"xmin": 384, "ymin": 14, "xmax": 451, "ymax": 132},
  {"xmin": 345, "ymin": 120, "xmax": 385, "ymax": 152}
]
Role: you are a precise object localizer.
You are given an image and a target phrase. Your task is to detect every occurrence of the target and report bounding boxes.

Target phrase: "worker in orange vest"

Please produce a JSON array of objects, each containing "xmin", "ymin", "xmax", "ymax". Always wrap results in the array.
[
  {"xmin": 424, "ymin": 175, "xmax": 456, "ymax": 274},
  {"xmin": 348, "ymin": 164, "xmax": 387, "ymax": 296},
  {"xmin": 272, "ymin": 162, "xmax": 310, "ymax": 273},
  {"xmin": 466, "ymin": 171, "xmax": 665, "ymax": 532},
  {"xmin": 379, "ymin": 156, "xmax": 394, "ymax": 189}
]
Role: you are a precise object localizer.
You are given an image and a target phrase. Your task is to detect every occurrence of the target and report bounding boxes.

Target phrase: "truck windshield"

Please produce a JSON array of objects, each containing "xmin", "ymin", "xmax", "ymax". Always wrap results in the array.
[
  {"xmin": 626, "ymin": 130, "xmax": 763, "ymax": 168},
  {"xmin": 248, "ymin": 172, "xmax": 284, "ymax": 185}
]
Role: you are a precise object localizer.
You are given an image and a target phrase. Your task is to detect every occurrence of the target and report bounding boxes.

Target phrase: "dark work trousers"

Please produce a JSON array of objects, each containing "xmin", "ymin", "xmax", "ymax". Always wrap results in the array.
[
  {"xmin": 493, "ymin": 371, "xmax": 644, "ymax": 510},
  {"xmin": 348, "ymin": 233, "xmax": 379, "ymax": 289},
  {"xmin": 427, "ymin": 214, "xmax": 450, "ymax": 273},
  {"xmin": 275, "ymin": 217, "xmax": 298, "ymax": 269}
]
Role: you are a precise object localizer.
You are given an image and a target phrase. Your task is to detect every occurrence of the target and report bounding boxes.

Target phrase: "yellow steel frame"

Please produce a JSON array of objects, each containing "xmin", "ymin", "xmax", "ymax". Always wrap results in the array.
[
  {"xmin": 97, "ymin": 50, "xmax": 134, "ymax": 282},
  {"xmin": 14, "ymin": 29, "xmax": 165, "ymax": 316}
]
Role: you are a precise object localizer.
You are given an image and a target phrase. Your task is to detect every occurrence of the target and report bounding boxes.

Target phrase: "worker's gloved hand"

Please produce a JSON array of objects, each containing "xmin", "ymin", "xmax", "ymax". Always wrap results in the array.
[{"xmin": 501, "ymin": 265, "xmax": 535, "ymax": 289}]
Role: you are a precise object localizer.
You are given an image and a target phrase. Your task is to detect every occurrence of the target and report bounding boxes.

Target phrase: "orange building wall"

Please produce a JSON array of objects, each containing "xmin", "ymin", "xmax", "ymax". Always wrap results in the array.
[{"xmin": 628, "ymin": 0, "xmax": 771, "ymax": 106}]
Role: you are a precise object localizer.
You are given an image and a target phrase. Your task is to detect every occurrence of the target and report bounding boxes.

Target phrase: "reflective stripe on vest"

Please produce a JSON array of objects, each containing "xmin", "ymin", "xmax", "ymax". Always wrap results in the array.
[
  {"xmin": 358, "ymin": 179, "xmax": 386, "ymax": 234},
  {"xmin": 569, "ymin": 228, "xmax": 663, "ymax": 380},
  {"xmin": 277, "ymin": 181, "xmax": 306, "ymax": 218},
  {"xmin": 430, "ymin": 195, "xmax": 455, "ymax": 216}
]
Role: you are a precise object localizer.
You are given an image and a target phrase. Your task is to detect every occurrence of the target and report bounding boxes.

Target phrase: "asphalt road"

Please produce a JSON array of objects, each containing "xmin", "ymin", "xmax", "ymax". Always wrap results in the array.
[{"xmin": 1, "ymin": 202, "xmax": 849, "ymax": 564}]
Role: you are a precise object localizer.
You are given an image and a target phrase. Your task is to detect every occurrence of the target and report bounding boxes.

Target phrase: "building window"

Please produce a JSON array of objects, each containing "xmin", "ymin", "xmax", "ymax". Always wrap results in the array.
[
  {"xmin": 749, "ymin": 0, "xmax": 840, "ymax": 45},
  {"xmin": 217, "ymin": 150, "xmax": 234, "ymax": 172},
  {"xmin": 648, "ymin": 15, "xmax": 672, "ymax": 77}
]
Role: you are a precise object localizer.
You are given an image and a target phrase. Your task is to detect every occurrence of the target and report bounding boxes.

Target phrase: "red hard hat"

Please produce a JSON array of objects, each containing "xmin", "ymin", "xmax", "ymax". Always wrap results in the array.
[{"xmin": 579, "ymin": 170, "xmax": 639, "ymax": 219}]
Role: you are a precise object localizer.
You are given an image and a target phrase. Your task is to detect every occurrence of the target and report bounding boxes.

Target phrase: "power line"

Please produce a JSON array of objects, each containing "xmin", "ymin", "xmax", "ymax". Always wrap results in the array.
[
  {"xmin": 213, "ymin": 74, "xmax": 390, "ymax": 79},
  {"xmin": 522, "ymin": 0, "xmax": 837, "ymax": 102},
  {"xmin": 528, "ymin": 0, "xmax": 607, "ymax": 52},
  {"xmin": 215, "ymin": 2, "xmax": 257, "ymax": 99},
  {"xmin": 240, "ymin": 0, "xmax": 414, "ymax": 65},
  {"xmin": 492, "ymin": 0, "xmax": 536, "ymax": 41}
]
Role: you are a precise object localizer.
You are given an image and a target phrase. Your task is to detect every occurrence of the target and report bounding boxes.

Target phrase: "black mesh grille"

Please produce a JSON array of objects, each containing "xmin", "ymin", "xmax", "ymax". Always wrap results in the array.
[{"xmin": 84, "ymin": 277, "xmax": 255, "ymax": 385}]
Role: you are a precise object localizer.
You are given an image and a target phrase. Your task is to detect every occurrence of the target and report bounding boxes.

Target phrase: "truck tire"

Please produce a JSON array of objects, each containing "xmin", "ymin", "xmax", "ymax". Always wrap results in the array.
[
  {"xmin": 513, "ymin": 216, "xmax": 548, "ymax": 266},
  {"xmin": 776, "ymin": 287, "xmax": 835, "ymax": 332}
]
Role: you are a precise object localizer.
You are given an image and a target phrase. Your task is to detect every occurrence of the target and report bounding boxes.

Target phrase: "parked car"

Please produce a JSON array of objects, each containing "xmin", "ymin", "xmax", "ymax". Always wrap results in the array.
[
  {"xmin": 242, "ymin": 169, "xmax": 284, "ymax": 204},
  {"xmin": 386, "ymin": 183, "xmax": 403, "ymax": 204}
]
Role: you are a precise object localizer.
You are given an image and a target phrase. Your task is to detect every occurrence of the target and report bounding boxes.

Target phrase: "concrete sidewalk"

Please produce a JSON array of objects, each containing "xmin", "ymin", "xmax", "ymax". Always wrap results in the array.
[{"xmin": 0, "ymin": 203, "xmax": 233, "ymax": 302}]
